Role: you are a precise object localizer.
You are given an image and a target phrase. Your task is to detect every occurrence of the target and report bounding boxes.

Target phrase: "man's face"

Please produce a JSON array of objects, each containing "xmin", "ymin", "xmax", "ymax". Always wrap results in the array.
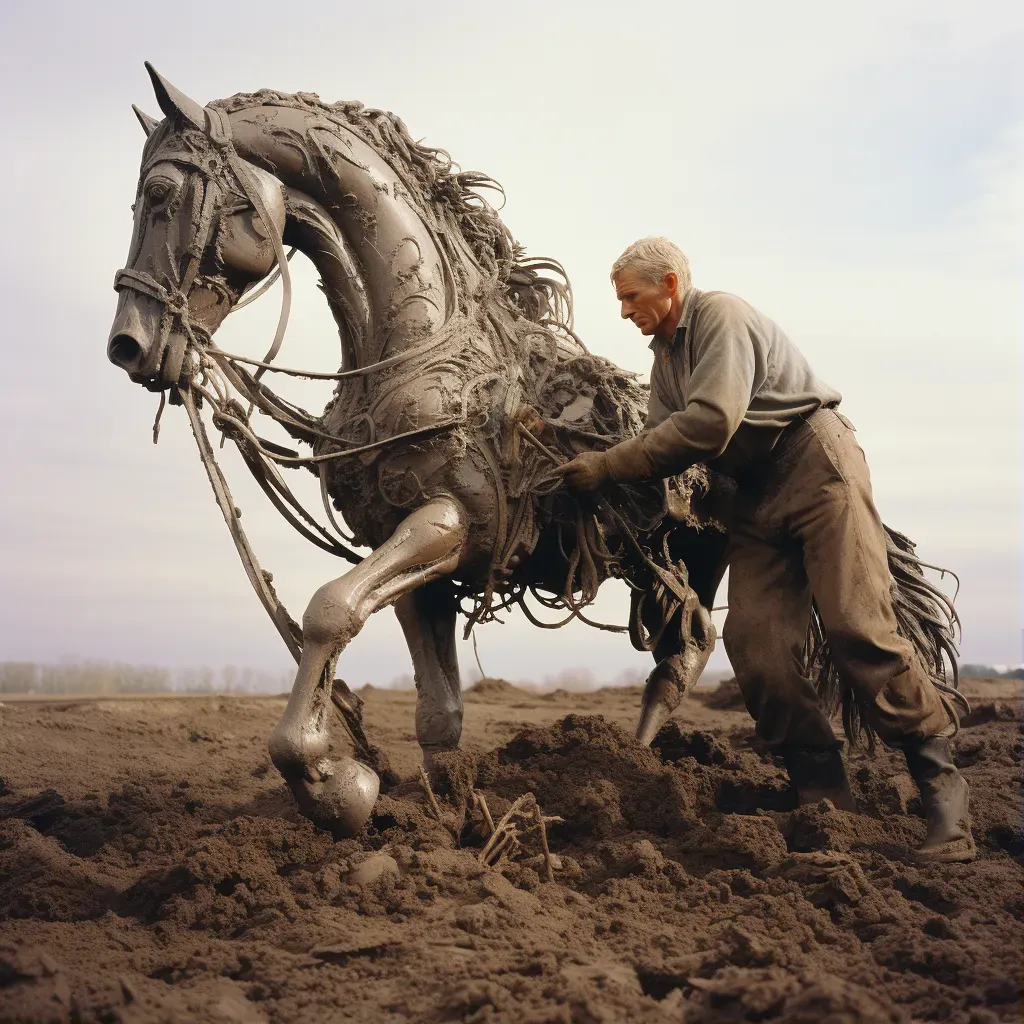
[{"xmin": 613, "ymin": 267, "xmax": 676, "ymax": 336}]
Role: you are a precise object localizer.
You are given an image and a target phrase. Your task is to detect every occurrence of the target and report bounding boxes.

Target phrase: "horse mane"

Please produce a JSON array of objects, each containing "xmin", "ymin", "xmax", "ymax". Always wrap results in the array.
[{"xmin": 207, "ymin": 90, "xmax": 574, "ymax": 334}]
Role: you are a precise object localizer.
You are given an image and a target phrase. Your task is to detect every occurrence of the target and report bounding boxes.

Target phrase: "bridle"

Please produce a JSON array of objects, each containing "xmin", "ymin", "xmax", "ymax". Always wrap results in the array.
[{"xmin": 113, "ymin": 106, "xmax": 293, "ymax": 388}]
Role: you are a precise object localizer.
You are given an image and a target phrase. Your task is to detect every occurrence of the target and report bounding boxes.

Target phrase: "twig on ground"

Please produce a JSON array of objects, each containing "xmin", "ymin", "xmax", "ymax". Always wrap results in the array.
[
  {"xmin": 488, "ymin": 830, "xmax": 518, "ymax": 865},
  {"xmin": 473, "ymin": 790, "xmax": 495, "ymax": 837},
  {"xmin": 533, "ymin": 802, "xmax": 555, "ymax": 882},
  {"xmin": 479, "ymin": 794, "xmax": 532, "ymax": 865},
  {"xmin": 418, "ymin": 767, "xmax": 445, "ymax": 824},
  {"xmin": 477, "ymin": 791, "xmax": 561, "ymax": 872}
]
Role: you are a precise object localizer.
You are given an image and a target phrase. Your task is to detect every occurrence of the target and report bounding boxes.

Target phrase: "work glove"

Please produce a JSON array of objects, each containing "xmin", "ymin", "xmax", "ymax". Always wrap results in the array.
[{"xmin": 559, "ymin": 451, "xmax": 610, "ymax": 493}]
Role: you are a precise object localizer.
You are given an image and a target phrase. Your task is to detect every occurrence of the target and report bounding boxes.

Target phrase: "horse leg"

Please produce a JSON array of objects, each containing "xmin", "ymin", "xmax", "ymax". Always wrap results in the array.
[
  {"xmin": 268, "ymin": 496, "xmax": 468, "ymax": 835},
  {"xmin": 636, "ymin": 529, "xmax": 729, "ymax": 746},
  {"xmin": 394, "ymin": 580, "xmax": 463, "ymax": 774}
]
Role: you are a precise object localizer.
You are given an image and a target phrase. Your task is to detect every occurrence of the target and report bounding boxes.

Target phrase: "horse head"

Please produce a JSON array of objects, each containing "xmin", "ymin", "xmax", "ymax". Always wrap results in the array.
[{"xmin": 108, "ymin": 64, "xmax": 288, "ymax": 390}]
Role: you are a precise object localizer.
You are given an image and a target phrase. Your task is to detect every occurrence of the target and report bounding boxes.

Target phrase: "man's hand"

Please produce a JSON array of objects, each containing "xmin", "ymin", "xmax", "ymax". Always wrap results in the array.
[{"xmin": 559, "ymin": 451, "xmax": 611, "ymax": 493}]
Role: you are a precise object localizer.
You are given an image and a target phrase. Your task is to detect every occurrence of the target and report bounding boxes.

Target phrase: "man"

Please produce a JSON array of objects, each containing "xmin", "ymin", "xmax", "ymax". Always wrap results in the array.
[{"xmin": 561, "ymin": 236, "xmax": 975, "ymax": 863}]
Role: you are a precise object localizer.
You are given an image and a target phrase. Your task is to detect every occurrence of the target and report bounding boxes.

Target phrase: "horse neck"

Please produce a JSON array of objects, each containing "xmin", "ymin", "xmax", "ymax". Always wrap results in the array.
[{"xmin": 229, "ymin": 102, "xmax": 462, "ymax": 369}]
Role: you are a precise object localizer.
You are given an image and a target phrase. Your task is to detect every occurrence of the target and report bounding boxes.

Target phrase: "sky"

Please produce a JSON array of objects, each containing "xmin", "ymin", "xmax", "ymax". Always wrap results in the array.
[{"xmin": 0, "ymin": 1, "xmax": 1020, "ymax": 689}]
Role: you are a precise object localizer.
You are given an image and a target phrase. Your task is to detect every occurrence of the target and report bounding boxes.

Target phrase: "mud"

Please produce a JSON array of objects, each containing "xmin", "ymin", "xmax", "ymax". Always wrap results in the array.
[{"xmin": 0, "ymin": 677, "xmax": 1019, "ymax": 1022}]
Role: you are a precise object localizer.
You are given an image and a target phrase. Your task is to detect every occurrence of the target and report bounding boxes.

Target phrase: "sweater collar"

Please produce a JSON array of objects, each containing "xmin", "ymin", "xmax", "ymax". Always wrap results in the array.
[{"xmin": 649, "ymin": 286, "xmax": 702, "ymax": 351}]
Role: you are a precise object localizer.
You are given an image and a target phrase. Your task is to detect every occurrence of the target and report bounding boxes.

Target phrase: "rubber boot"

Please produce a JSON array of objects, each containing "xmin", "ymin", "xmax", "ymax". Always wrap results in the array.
[
  {"xmin": 780, "ymin": 745, "xmax": 857, "ymax": 812},
  {"xmin": 901, "ymin": 737, "xmax": 977, "ymax": 863}
]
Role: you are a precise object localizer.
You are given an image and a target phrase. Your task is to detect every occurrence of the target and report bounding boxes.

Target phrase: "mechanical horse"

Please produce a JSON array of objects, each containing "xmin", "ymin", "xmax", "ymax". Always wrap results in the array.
[{"xmin": 108, "ymin": 66, "xmax": 959, "ymax": 837}]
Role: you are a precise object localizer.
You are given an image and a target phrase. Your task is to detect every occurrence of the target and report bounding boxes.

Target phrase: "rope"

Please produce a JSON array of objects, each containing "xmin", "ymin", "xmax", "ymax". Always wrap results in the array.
[
  {"xmin": 512, "ymin": 422, "xmax": 701, "ymax": 646},
  {"xmin": 472, "ymin": 631, "xmax": 487, "ymax": 681},
  {"xmin": 181, "ymin": 389, "xmax": 303, "ymax": 663},
  {"xmin": 208, "ymin": 399, "xmax": 464, "ymax": 467},
  {"xmin": 212, "ymin": 328, "xmax": 454, "ymax": 380},
  {"xmin": 230, "ymin": 154, "xmax": 292, "ymax": 379},
  {"xmin": 233, "ymin": 247, "xmax": 297, "ymax": 310}
]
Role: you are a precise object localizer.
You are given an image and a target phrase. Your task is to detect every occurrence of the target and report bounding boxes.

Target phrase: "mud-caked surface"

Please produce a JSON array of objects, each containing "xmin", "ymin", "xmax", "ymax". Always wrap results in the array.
[{"xmin": 0, "ymin": 678, "xmax": 1019, "ymax": 1023}]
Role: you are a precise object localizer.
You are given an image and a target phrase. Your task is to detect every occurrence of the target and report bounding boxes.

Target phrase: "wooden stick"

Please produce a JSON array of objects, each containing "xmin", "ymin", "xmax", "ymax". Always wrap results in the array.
[
  {"xmin": 486, "ymin": 830, "xmax": 516, "ymax": 865},
  {"xmin": 517, "ymin": 422, "xmax": 563, "ymax": 466},
  {"xmin": 473, "ymin": 790, "xmax": 495, "ymax": 837},
  {"xmin": 509, "ymin": 807, "xmax": 564, "ymax": 825},
  {"xmin": 533, "ymin": 802, "xmax": 555, "ymax": 883},
  {"xmin": 329, "ymin": 679, "xmax": 373, "ymax": 759},
  {"xmin": 479, "ymin": 794, "xmax": 532, "ymax": 863},
  {"xmin": 418, "ymin": 767, "xmax": 444, "ymax": 823}
]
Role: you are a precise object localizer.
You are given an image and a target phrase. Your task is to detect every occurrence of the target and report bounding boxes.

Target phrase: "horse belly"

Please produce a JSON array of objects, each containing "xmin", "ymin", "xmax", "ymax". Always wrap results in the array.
[{"xmin": 325, "ymin": 432, "xmax": 501, "ymax": 569}]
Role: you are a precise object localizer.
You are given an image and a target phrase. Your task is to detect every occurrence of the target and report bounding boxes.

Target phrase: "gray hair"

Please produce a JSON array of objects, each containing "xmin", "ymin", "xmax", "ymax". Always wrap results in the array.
[{"xmin": 610, "ymin": 236, "xmax": 692, "ymax": 294}]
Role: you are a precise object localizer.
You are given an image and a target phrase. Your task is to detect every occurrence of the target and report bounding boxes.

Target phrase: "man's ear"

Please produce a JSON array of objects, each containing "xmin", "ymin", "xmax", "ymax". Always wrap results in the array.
[{"xmin": 663, "ymin": 271, "xmax": 679, "ymax": 296}]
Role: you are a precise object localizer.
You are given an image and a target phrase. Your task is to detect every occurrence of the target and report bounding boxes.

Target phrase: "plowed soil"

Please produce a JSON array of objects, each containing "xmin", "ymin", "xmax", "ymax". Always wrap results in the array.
[{"xmin": 0, "ymin": 677, "xmax": 1020, "ymax": 1023}]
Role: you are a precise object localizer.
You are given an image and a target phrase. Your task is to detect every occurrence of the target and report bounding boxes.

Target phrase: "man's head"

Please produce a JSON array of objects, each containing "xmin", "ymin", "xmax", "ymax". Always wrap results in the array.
[{"xmin": 610, "ymin": 236, "xmax": 691, "ymax": 339}]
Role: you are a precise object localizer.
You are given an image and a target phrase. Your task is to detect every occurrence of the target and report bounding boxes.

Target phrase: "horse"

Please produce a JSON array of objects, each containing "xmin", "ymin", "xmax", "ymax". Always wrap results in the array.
[{"xmin": 108, "ymin": 66, "xmax": 960, "ymax": 838}]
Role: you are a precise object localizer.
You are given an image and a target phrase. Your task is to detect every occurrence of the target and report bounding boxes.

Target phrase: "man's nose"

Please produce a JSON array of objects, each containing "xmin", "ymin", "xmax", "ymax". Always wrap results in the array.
[{"xmin": 620, "ymin": 304, "xmax": 630, "ymax": 319}]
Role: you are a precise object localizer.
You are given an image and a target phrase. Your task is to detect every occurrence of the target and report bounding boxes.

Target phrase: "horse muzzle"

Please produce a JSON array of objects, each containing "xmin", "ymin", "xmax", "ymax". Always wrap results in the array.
[{"xmin": 107, "ymin": 296, "xmax": 190, "ymax": 389}]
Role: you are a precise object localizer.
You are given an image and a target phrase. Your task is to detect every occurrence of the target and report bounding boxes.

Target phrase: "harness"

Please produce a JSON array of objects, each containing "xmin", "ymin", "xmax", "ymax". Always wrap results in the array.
[{"xmin": 113, "ymin": 106, "xmax": 715, "ymax": 708}]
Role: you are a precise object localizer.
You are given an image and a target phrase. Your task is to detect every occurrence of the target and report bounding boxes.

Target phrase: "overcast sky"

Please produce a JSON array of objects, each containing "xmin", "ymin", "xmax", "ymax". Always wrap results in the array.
[{"xmin": 0, "ymin": 1, "xmax": 1020, "ymax": 688}]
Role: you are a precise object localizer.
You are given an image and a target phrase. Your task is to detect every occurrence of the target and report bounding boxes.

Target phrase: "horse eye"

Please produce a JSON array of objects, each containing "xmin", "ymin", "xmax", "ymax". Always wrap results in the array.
[{"xmin": 146, "ymin": 180, "xmax": 173, "ymax": 207}]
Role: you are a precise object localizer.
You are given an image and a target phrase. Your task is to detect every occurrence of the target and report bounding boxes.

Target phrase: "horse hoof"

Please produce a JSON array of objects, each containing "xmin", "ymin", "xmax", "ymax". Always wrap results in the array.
[{"xmin": 290, "ymin": 758, "xmax": 380, "ymax": 838}]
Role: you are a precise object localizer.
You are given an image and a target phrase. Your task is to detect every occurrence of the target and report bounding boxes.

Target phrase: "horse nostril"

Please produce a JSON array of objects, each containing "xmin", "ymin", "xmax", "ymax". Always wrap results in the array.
[{"xmin": 108, "ymin": 334, "xmax": 143, "ymax": 370}]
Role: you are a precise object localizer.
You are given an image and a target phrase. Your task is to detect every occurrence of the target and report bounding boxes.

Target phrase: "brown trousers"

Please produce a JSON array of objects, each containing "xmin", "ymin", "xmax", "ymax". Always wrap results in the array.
[{"xmin": 722, "ymin": 408, "xmax": 951, "ymax": 749}]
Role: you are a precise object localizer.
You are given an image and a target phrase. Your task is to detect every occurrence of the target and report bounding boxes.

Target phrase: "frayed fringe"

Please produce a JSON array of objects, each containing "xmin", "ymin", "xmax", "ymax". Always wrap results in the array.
[{"xmin": 809, "ymin": 526, "xmax": 964, "ymax": 749}]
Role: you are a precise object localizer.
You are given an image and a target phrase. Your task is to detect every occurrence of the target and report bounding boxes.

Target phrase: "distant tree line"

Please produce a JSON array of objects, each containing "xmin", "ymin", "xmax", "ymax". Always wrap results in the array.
[
  {"xmin": 959, "ymin": 663, "xmax": 1024, "ymax": 680},
  {"xmin": 0, "ymin": 661, "xmax": 293, "ymax": 695},
  {"xmin": 1, "ymin": 660, "xmax": 1017, "ymax": 696}
]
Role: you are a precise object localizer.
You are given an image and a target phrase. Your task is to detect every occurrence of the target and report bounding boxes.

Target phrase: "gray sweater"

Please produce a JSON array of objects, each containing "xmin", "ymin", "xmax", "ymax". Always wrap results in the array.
[{"xmin": 604, "ymin": 288, "xmax": 842, "ymax": 481}]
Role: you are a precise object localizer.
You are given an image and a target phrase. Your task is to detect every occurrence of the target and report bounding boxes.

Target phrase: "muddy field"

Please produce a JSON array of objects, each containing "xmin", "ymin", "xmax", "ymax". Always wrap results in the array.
[{"xmin": 0, "ymin": 676, "xmax": 1020, "ymax": 1023}]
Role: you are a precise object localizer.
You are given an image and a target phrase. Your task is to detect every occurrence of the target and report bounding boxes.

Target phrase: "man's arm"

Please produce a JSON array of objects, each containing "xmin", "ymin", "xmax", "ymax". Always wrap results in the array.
[{"xmin": 603, "ymin": 296, "xmax": 758, "ymax": 483}]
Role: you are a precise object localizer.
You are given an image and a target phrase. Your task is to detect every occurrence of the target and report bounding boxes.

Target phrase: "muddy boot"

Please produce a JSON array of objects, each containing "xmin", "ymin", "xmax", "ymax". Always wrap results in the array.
[
  {"xmin": 780, "ymin": 744, "xmax": 857, "ymax": 812},
  {"xmin": 900, "ymin": 737, "xmax": 977, "ymax": 863}
]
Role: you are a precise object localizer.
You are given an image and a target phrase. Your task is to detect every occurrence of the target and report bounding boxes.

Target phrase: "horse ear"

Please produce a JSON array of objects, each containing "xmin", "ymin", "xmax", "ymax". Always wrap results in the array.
[
  {"xmin": 144, "ymin": 62, "xmax": 207, "ymax": 131},
  {"xmin": 132, "ymin": 105, "xmax": 160, "ymax": 136}
]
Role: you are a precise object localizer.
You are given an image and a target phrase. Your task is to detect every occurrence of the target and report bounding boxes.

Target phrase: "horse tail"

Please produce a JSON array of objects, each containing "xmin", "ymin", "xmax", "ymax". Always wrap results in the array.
[{"xmin": 808, "ymin": 526, "xmax": 965, "ymax": 749}]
